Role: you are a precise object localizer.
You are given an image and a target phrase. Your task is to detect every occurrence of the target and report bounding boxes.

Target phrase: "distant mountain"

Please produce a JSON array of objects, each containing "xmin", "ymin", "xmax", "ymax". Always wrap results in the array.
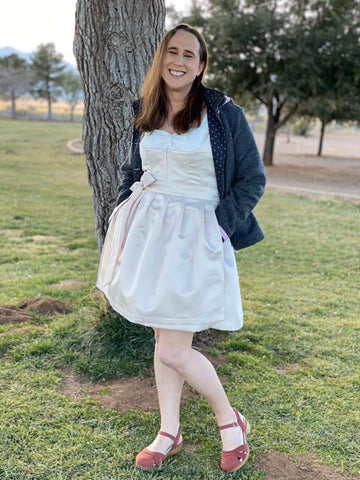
[{"xmin": 0, "ymin": 46, "xmax": 78, "ymax": 74}]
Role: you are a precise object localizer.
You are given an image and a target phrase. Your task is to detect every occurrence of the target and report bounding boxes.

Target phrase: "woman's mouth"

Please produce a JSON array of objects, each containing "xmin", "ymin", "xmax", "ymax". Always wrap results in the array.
[{"xmin": 169, "ymin": 69, "xmax": 186, "ymax": 77}]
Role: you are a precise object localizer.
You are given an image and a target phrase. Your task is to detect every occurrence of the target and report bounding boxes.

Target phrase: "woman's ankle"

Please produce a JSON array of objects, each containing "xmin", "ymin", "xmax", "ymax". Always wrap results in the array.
[
  {"xmin": 215, "ymin": 405, "xmax": 237, "ymax": 427},
  {"xmin": 159, "ymin": 422, "xmax": 180, "ymax": 435}
]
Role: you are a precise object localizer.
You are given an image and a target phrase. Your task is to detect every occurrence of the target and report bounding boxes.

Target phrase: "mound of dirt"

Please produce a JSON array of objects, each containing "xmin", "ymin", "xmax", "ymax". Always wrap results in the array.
[
  {"xmin": 0, "ymin": 305, "xmax": 33, "ymax": 324},
  {"xmin": 0, "ymin": 296, "xmax": 70, "ymax": 325},
  {"xmin": 18, "ymin": 296, "xmax": 69, "ymax": 315},
  {"xmin": 255, "ymin": 451, "xmax": 360, "ymax": 480}
]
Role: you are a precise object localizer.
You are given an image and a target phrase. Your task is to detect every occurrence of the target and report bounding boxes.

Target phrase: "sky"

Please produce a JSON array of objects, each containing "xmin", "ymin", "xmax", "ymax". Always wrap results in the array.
[{"xmin": 1, "ymin": 0, "xmax": 190, "ymax": 68}]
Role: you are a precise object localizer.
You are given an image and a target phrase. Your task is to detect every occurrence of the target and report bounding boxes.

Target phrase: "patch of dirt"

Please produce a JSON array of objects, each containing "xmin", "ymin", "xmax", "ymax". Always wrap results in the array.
[
  {"xmin": 67, "ymin": 138, "xmax": 84, "ymax": 154},
  {"xmin": 183, "ymin": 443, "xmax": 202, "ymax": 454},
  {"xmin": 31, "ymin": 235, "xmax": 58, "ymax": 243},
  {"xmin": 50, "ymin": 280, "xmax": 85, "ymax": 290},
  {"xmin": 0, "ymin": 296, "xmax": 70, "ymax": 324},
  {"xmin": 276, "ymin": 363, "xmax": 301, "ymax": 375},
  {"xmin": 1, "ymin": 229, "xmax": 23, "ymax": 238},
  {"xmin": 255, "ymin": 451, "xmax": 360, "ymax": 480},
  {"xmin": 60, "ymin": 369, "xmax": 201, "ymax": 413},
  {"xmin": 1, "ymin": 325, "xmax": 45, "ymax": 335}
]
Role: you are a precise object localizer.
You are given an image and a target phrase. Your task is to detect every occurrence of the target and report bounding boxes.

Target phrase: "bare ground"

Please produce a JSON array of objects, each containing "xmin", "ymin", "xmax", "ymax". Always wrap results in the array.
[
  {"xmin": 255, "ymin": 133, "xmax": 360, "ymax": 199},
  {"xmin": 255, "ymin": 451, "xmax": 360, "ymax": 480}
]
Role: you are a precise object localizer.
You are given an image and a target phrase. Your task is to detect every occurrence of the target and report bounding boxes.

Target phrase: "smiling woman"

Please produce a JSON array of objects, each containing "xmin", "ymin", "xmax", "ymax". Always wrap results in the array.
[
  {"xmin": 96, "ymin": 23, "xmax": 266, "ymax": 474},
  {"xmin": 134, "ymin": 24, "xmax": 208, "ymax": 134},
  {"xmin": 162, "ymin": 30, "xmax": 204, "ymax": 99}
]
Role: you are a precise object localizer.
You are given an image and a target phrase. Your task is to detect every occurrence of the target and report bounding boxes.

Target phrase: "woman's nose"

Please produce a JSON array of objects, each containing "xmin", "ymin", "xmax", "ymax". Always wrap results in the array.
[{"xmin": 174, "ymin": 54, "xmax": 185, "ymax": 65}]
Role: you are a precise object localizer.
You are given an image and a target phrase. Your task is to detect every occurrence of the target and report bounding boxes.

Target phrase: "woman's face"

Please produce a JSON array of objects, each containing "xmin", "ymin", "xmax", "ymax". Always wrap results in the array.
[{"xmin": 161, "ymin": 30, "xmax": 204, "ymax": 94}]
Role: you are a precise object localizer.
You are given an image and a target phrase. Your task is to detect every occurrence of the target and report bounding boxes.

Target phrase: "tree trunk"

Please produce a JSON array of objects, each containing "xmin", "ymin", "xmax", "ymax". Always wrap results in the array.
[
  {"xmin": 73, "ymin": 0, "xmax": 165, "ymax": 251},
  {"xmin": 286, "ymin": 122, "xmax": 291, "ymax": 143},
  {"xmin": 47, "ymin": 87, "xmax": 52, "ymax": 120},
  {"xmin": 263, "ymin": 111, "xmax": 276, "ymax": 166},
  {"xmin": 11, "ymin": 90, "xmax": 16, "ymax": 119},
  {"xmin": 70, "ymin": 102, "xmax": 76, "ymax": 122},
  {"xmin": 317, "ymin": 120, "xmax": 326, "ymax": 156}
]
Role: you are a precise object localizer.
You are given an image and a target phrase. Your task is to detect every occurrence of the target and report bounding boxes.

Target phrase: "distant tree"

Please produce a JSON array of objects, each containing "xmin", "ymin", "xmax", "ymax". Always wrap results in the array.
[
  {"xmin": 60, "ymin": 71, "xmax": 83, "ymax": 122},
  {"xmin": 297, "ymin": 95, "xmax": 360, "ymax": 156},
  {"xmin": 29, "ymin": 43, "xmax": 67, "ymax": 120},
  {"xmin": 294, "ymin": 0, "xmax": 360, "ymax": 156},
  {"xmin": 0, "ymin": 54, "xmax": 36, "ymax": 119},
  {"xmin": 291, "ymin": 116, "xmax": 313, "ymax": 137},
  {"xmin": 73, "ymin": 0, "xmax": 165, "ymax": 250},
  {"xmin": 182, "ymin": 0, "xmax": 360, "ymax": 165}
]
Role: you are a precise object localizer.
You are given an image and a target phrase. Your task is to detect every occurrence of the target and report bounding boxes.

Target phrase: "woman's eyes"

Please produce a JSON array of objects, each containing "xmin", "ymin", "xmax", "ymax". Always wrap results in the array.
[{"xmin": 168, "ymin": 51, "xmax": 193, "ymax": 58}]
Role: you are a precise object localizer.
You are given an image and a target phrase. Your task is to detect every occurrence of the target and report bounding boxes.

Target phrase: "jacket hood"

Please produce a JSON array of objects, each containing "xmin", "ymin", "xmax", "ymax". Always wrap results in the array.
[{"xmin": 202, "ymin": 85, "xmax": 227, "ymax": 111}]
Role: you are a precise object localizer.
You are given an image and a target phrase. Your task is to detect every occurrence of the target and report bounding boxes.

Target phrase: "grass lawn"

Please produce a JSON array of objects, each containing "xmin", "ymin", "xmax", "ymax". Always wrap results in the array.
[{"xmin": 0, "ymin": 118, "xmax": 359, "ymax": 479}]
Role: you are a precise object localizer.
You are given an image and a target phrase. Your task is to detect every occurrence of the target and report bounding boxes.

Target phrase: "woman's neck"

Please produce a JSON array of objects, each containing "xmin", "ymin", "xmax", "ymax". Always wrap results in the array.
[{"xmin": 165, "ymin": 87, "xmax": 190, "ymax": 115}]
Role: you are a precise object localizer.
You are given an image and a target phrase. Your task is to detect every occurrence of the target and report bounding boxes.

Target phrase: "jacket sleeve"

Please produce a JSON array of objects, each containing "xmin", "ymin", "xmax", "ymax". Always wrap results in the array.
[
  {"xmin": 215, "ymin": 104, "xmax": 266, "ymax": 238},
  {"xmin": 114, "ymin": 130, "xmax": 135, "ymax": 207}
]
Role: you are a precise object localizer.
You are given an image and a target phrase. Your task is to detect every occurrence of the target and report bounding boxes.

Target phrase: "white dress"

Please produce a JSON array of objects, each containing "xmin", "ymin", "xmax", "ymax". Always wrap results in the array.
[{"xmin": 96, "ymin": 114, "xmax": 243, "ymax": 332}]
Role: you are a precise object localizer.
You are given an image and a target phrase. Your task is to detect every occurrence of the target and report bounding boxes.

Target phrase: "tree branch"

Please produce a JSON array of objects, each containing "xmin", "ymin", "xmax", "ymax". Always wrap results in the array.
[
  {"xmin": 276, "ymin": 103, "xmax": 299, "ymax": 130},
  {"xmin": 254, "ymin": 94, "xmax": 268, "ymax": 106}
]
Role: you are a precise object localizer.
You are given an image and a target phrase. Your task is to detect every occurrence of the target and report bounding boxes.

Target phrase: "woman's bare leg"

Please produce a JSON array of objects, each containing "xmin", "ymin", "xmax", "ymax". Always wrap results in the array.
[
  {"xmin": 148, "ymin": 328, "xmax": 246, "ymax": 453},
  {"xmin": 145, "ymin": 328, "xmax": 185, "ymax": 454}
]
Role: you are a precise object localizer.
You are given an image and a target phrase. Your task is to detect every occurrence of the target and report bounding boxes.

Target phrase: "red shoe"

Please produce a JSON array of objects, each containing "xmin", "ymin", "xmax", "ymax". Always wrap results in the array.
[
  {"xmin": 135, "ymin": 427, "xmax": 182, "ymax": 470},
  {"xmin": 220, "ymin": 408, "xmax": 251, "ymax": 473}
]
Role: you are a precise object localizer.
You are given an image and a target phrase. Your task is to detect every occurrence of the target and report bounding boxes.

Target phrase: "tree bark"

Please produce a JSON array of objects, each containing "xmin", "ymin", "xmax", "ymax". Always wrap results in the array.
[
  {"xmin": 73, "ymin": 0, "xmax": 165, "ymax": 251},
  {"xmin": 263, "ymin": 111, "xmax": 276, "ymax": 166},
  {"xmin": 262, "ymin": 102, "xmax": 298, "ymax": 166},
  {"xmin": 317, "ymin": 120, "xmax": 326, "ymax": 156},
  {"xmin": 11, "ymin": 91, "xmax": 16, "ymax": 119}
]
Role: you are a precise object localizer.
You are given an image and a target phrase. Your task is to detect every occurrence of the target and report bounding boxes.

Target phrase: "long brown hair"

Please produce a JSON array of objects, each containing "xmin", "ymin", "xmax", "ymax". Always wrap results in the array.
[{"xmin": 134, "ymin": 24, "xmax": 208, "ymax": 134}]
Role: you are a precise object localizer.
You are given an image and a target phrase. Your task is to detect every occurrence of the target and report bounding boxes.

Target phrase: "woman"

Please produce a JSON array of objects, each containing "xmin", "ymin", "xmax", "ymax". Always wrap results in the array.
[{"xmin": 96, "ymin": 24, "xmax": 266, "ymax": 473}]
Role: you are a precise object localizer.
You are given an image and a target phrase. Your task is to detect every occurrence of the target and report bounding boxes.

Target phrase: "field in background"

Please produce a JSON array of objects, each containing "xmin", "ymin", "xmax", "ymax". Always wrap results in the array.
[{"xmin": 0, "ymin": 96, "xmax": 84, "ymax": 122}]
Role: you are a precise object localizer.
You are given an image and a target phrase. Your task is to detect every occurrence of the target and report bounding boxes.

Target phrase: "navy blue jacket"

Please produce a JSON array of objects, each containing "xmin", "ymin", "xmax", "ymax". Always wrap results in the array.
[{"xmin": 115, "ymin": 85, "xmax": 266, "ymax": 250}]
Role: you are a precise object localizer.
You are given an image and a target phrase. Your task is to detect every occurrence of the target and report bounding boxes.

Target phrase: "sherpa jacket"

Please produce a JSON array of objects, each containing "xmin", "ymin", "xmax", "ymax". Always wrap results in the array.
[{"xmin": 115, "ymin": 85, "xmax": 266, "ymax": 250}]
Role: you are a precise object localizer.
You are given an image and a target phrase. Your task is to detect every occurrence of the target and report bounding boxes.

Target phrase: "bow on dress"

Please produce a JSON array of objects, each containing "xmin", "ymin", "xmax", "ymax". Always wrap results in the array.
[{"xmin": 97, "ymin": 171, "xmax": 156, "ymax": 288}]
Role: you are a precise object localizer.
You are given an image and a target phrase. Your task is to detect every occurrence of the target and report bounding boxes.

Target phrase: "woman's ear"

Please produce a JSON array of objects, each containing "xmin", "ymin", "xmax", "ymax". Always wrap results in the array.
[{"xmin": 197, "ymin": 62, "xmax": 205, "ymax": 77}]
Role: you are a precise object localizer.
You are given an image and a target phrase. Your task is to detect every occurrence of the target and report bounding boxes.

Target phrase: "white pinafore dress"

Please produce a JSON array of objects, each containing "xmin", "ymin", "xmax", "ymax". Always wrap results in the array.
[{"xmin": 96, "ymin": 114, "xmax": 243, "ymax": 332}]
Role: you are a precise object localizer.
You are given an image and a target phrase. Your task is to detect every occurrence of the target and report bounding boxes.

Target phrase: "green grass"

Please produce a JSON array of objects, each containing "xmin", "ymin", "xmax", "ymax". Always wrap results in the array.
[{"xmin": 0, "ymin": 118, "xmax": 359, "ymax": 479}]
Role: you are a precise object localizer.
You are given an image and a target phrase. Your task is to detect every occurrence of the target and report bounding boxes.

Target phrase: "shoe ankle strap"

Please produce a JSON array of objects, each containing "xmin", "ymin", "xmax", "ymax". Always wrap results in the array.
[
  {"xmin": 219, "ymin": 408, "xmax": 246, "ymax": 432},
  {"xmin": 158, "ymin": 426, "xmax": 182, "ymax": 446},
  {"xmin": 220, "ymin": 421, "xmax": 240, "ymax": 431}
]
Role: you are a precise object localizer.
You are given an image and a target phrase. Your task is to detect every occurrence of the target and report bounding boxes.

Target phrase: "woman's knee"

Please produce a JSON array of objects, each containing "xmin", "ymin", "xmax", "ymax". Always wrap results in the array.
[
  {"xmin": 157, "ymin": 344, "xmax": 188, "ymax": 369},
  {"xmin": 156, "ymin": 329, "xmax": 194, "ymax": 368}
]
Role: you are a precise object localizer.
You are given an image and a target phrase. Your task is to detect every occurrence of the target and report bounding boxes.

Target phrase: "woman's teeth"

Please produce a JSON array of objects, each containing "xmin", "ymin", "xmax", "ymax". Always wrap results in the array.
[{"xmin": 169, "ymin": 70, "xmax": 185, "ymax": 76}]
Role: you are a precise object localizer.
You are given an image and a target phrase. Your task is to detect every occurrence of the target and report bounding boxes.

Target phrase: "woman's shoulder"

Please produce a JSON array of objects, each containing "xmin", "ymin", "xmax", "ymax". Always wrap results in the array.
[{"xmin": 218, "ymin": 100, "xmax": 249, "ymax": 138}]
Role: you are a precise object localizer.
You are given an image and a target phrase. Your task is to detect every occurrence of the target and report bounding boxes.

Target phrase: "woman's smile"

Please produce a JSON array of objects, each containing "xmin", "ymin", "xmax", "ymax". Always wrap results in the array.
[{"xmin": 168, "ymin": 69, "xmax": 186, "ymax": 77}]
